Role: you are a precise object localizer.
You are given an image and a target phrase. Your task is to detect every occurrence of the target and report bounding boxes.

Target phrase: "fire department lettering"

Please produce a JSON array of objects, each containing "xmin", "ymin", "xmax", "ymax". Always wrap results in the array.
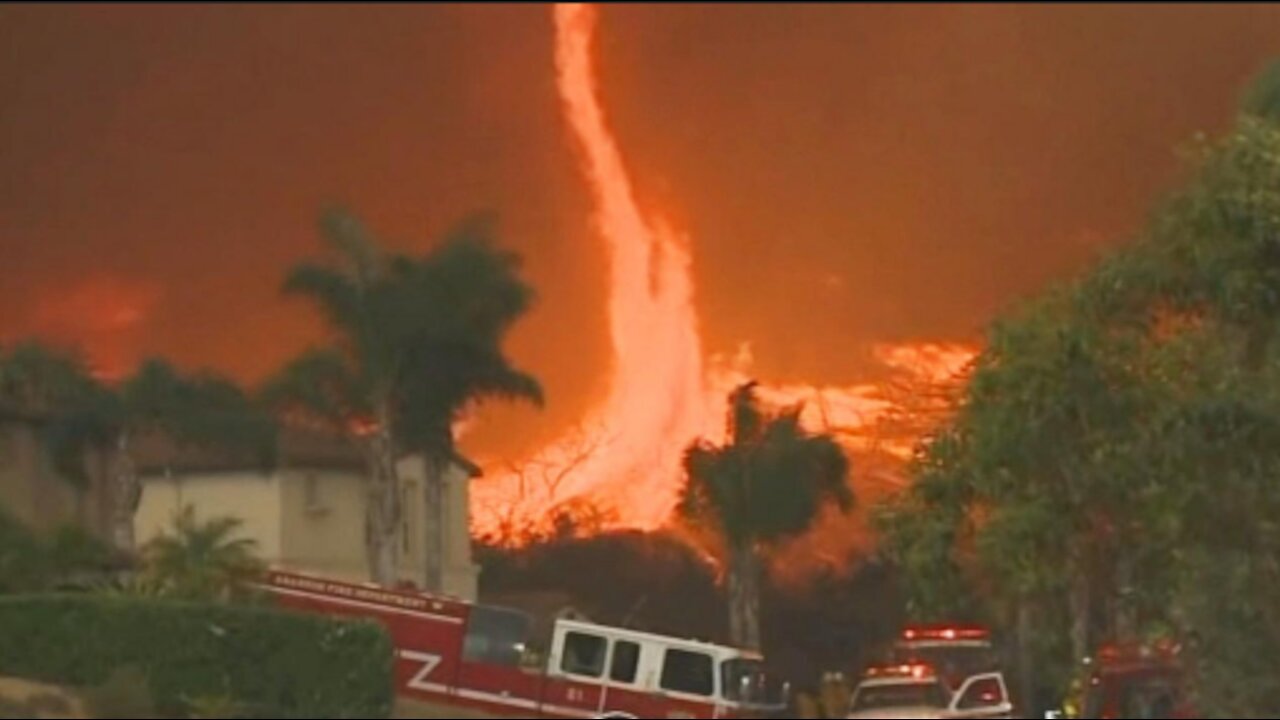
[{"xmin": 399, "ymin": 649, "xmax": 442, "ymax": 692}]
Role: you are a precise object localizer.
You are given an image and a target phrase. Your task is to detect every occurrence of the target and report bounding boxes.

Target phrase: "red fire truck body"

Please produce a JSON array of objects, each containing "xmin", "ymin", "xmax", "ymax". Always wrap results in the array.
[
  {"xmin": 1080, "ymin": 641, "xmax": 1195, "ymax": 719},
  {"xmin": 262, "ymin": 570, "xmax": 783, "ymax": 719}
]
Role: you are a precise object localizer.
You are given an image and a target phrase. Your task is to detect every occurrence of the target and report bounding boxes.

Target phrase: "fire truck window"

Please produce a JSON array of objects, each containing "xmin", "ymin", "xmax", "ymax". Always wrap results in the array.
[
  {"xmin": 610, "ymin": 641, "xmax": 641, "ymax": 684},
  {"xmin": 463, "ymin": 605, "xmax": 533, "ymax": 667},
  {"xmin": 661, "ymin": 649, "xmax": 714, "ymax": 697},
  {"xmin": 562, "ymin": 632, "xmax": 607, "ymax": 677}
]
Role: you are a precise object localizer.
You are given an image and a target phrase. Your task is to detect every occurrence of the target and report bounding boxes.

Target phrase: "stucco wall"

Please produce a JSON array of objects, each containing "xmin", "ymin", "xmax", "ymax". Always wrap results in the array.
[
  {"xmin": 134, "ymin": 470, "xmax": 282, "ymax": 559},
  {"xmin": 277, "ymin": 468, "xmax": 370, "ymax": 584}
]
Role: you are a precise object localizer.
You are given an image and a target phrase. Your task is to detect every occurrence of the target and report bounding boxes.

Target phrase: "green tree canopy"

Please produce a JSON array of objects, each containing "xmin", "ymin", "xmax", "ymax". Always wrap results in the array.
[{"xmin": 877, "ymin": 57, "xmax": 1280, "ymax": 716}]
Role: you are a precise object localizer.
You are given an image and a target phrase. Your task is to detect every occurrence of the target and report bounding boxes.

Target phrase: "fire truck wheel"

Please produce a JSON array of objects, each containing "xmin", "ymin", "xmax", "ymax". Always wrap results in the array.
[{"xmin": 594, "ymin": 714, "xmax": 637, "ymax": 719}]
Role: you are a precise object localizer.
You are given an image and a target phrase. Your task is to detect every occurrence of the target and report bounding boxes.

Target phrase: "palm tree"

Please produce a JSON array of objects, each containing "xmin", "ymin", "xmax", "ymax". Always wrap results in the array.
[
  {"xmin": 267, "ymin": 209, "xmax": 542, "ymax": 590},
  {"xmin": 680, "ymin": 381, "xmax": 853, "ymax": 650},
  {"xmin": 264, "ymin": 208, "xmax": 423, "ymax": 585},
  {"xmin": 0, "ymin": 342, "xmax": 276, "ymax": 555},
  {"xmin": 141, "ymin": 505, "xmax": 263, "ymax": 601},
  {"xmin": 394, "ymin": 215, "xmax": 543, "ymax": 593}
]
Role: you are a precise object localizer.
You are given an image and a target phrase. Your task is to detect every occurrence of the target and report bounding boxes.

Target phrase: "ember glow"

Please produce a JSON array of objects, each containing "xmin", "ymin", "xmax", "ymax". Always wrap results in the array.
[{"xmin": 470, "ymin": 3, "xmax": 976, "ymax": 544}]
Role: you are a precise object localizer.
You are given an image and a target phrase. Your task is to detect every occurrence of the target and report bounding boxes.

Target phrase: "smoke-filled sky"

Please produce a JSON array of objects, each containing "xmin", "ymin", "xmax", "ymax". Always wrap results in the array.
[{"xmin": 4, "ymin": 4, "xmax": 1280, "ymax": 458}]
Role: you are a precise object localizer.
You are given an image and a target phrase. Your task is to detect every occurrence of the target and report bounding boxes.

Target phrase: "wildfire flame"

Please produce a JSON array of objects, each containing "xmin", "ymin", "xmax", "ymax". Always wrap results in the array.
[{"xmin": 471, "ymin": 3, "xmax": 976, "ymax": 548}]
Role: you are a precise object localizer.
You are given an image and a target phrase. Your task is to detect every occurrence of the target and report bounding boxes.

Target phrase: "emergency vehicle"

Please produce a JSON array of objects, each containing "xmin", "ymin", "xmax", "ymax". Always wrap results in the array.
[
  {"xmin": 846, "ymin": 663, "xmax": 1013, "ymax": 720},
  {"xmin": 260, "ymin": 570, "xmax": 787, "ymax": 719},
  {"xmin": 1051, "ymin": 640, "xmax": 1193, "ymax": 719},
  {"xmin": 890, "ymin": 624, "xmax": 1002, "ymax": 692}
]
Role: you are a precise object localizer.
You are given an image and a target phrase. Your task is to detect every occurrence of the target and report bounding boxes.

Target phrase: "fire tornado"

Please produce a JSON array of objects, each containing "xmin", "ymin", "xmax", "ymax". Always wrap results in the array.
[
  {"xmin": 473, "ymin": 3, "xmax": 711, "ymax": 532},
  {"xmin": 471, "ymin": 3, "xmax": 975, "ymax": 546}
]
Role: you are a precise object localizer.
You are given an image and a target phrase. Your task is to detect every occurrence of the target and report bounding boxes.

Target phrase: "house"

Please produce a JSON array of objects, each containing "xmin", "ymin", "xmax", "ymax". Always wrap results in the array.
[{"xmin": 131, "ymin": 429, "xmax": 482, "ymax": 601}]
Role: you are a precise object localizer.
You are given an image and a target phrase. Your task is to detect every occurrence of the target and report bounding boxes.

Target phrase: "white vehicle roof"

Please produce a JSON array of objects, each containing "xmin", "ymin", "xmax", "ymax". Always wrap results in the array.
[
  {"xmin": 856, "ymin": 675, "xmax": 941, "ymax": 689},
  {"xmin": 847, "ymin": 674, "xmax": 950, "ymax": 719},
  {"xmin": 554, "ymin": 618, "xmax": 758, "ymax": 661},
  {"xmin": 848, "ymin": 709, "xmax": 946, "ymax": 720}
]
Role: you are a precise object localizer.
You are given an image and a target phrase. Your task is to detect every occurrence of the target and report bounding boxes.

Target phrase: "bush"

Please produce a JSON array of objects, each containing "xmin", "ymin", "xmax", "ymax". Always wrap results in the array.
[
  {"xmin": 0, "ymin": 509, "xmax": 47, "ymax": 593},
  {"xmin": 80, "ymin": 666, "xmax": 157, "ymax": 719},
  {"xmin": 0, "ymin": 595, "xmax": 393, "ymax": 718},
  {"xmin": 0, "ymin": 508, "xmax": 126, "ymax": 595}
]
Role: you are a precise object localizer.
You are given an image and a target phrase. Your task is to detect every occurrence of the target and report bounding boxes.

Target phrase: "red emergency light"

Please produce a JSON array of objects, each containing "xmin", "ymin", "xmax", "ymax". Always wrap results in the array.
[
  {"xmin": 865, "ymin": 663, "xmax": 935, "ymax": 680},
  {"xmin": 1094, "ymin": 640, "xmax": 1182, "ymax": 666},
  {"xmin": 900, "ymin": 624, "xmax": 990, "ymax": 642}
]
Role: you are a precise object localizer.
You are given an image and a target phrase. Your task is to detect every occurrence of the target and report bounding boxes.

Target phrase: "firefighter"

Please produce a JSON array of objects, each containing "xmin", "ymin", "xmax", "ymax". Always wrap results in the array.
[{"xmin": 1061, "ymin": 661, "xmax": 1088, "ymax": 719}]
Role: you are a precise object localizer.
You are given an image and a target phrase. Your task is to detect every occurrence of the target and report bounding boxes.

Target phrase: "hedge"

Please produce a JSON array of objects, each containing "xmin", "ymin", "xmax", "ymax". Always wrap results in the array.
[{"xmin": 0, "ymin": 594, "xmax": 393, "ymax": 718}]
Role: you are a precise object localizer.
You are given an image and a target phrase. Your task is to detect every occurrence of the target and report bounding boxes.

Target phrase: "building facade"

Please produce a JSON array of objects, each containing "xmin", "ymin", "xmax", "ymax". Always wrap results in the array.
[
  {"xmin": 133, "ymin": 431, "xmax": 481, "ymax": 601},
  {"xmin": 0, "ymin": 405, "xmax": 113, "ymax": 539}
]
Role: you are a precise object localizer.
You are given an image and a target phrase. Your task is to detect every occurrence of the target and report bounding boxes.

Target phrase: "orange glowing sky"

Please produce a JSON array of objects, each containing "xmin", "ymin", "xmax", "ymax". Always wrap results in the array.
[{"xmin": 5, "ymin": 4, "xmax": 1280, "ymax": 467}]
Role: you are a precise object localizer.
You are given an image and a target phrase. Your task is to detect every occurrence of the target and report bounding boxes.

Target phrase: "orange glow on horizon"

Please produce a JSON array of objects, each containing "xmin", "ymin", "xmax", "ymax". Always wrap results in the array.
[{"xmin": 2, "ymin": 274, "xmax": 162, "ymax": 382}]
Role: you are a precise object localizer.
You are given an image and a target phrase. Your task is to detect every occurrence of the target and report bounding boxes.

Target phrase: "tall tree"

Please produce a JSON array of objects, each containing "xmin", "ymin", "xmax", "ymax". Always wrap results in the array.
[
  {"xmin": 265, "ymin": 208, "xmax": 410, "ymax": 586},
  {"xmin": 886, "ymin": 289, "xmax": 1162, "ymax": 713},
  {"xmin": 394, "ymin": 215, "xmax": 542, "ymax": 593},
  {"xmin": 877, "ymin": 56, "xmax": 1280, "ymax": 716},
  {"xmin": 680, "ymin": 382, "xmax": 852, "ymax": 650}
]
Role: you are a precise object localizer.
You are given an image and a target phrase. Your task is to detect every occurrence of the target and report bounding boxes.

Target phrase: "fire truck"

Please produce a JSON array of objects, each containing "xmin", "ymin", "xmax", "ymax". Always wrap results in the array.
[
  {"xmin": 260, "ymin": 570, "xmax": 787, "ymax": 719},
  {"xmin": 1050, "ymin": 640, "xmax": 1194, "ymax": 719}
]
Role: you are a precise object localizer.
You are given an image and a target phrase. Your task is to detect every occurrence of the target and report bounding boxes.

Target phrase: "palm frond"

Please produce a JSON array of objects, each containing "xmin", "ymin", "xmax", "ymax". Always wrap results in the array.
[
  {"xmin": 319, "ymin": 206, "xmax": 384, "ymax": 286},
  {"xmin": 679, "ymin": 384, "xmax": 853, "ymax": 548},
  {"xmin": 283, "ymin": 263, "xmax": 365, "ymax": 333},
  {"xmin": 141, "ymin": 505, "xmax": 263, "ymax": 601},
  {"xmin": 728, "ymin": 381, "xmax": 764, "ymax": 445},
  {"xmin": 260, "ymin": 348, "xmax": 368, "ymax": 431}
]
